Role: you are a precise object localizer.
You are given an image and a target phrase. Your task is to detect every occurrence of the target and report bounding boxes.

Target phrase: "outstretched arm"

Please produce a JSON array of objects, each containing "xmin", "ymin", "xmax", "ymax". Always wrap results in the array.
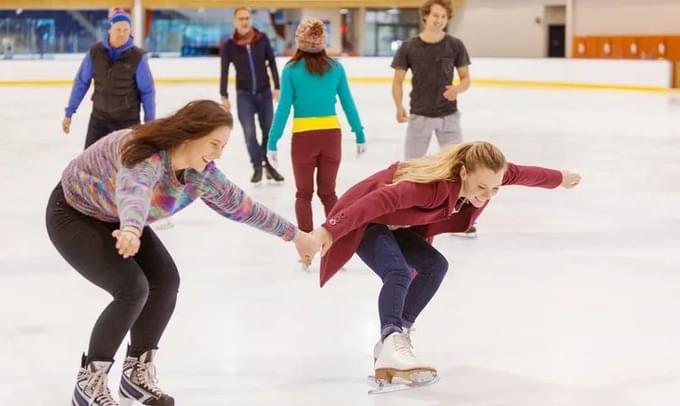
[
  {"xmin": 502, "ymin": 162, "xmax": 580, "ymax": 189},
  {"xmin": 199, "ymin": 165, "xmax": 321, "ymax": 264},
  {"xmin": 199, "ymin": 165, "xmax": 297, "ymax": 239}
]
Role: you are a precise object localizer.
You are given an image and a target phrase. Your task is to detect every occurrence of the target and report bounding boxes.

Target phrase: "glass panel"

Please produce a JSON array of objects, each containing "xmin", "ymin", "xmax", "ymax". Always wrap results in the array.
[{"xmin": 364, "ymin": 8, "xmax": 419, "ymax": 56}]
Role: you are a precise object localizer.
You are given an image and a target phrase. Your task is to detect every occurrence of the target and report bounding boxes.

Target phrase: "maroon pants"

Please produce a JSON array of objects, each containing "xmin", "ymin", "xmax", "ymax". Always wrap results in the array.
[{"xmin": 291, "ymin": 129, "xmax": 342, "ymax": 232}]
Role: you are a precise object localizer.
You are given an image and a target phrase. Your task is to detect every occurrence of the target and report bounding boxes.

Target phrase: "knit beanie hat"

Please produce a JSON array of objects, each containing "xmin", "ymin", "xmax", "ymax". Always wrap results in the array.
[
  {"xmin": 109, "ymin": 8, "xmax": 132, "ymax": 27},
  {"xmin": 295, "ymin": 19, "xmax": 326, "ymax": 53}
]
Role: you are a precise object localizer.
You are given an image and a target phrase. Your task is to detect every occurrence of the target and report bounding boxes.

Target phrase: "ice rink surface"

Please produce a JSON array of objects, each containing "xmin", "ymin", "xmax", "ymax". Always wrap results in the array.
[{"xmin": 1, "ymin": 81, "xmax": 679, "ymax": 405}]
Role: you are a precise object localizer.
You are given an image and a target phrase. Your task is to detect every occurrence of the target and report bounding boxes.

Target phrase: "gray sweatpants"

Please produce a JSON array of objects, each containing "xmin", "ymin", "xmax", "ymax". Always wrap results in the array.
[{"xmin": 404, "ymin": 112, "xmax": 462, "ymax": 160}]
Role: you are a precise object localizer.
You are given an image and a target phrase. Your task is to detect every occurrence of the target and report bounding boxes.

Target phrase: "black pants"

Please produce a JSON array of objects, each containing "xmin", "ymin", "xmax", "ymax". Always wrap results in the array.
[
  {"xmin": 46, "ymin": 184, "xmax": 179, "ymax": 362},
  {"xmin": 85, "ymin": 113, "xmax": 140, "ymax": 149}
]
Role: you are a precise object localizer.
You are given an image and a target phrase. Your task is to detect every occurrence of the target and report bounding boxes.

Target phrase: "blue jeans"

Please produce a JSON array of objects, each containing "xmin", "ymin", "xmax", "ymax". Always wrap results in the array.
[
  {"xmin": 357, "ymin": 224, "xmax": 449, "ymax": 339},
  {"xmin": 236, "ymin": 89, "xmax": 273, "ymax": 168}
]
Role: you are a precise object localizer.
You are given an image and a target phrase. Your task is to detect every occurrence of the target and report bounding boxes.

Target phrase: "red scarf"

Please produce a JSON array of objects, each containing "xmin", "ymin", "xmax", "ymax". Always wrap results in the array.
[{"xmin": 233, "ymin": 28, "xmax": 262, "ymax": 46}]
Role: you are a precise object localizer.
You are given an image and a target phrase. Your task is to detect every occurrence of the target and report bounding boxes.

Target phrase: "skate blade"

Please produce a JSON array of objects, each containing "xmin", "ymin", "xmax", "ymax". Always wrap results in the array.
[
  {"xmin": 450, "ymin": 231, "xmax": 477, "ymax": 239},
  {"xmin": 368, "ymin": 371, "xmax": 439, "ymax": 394},
  {"xmin": 266, "ymin": 179, "xmax": 285, "ymax": 185}
]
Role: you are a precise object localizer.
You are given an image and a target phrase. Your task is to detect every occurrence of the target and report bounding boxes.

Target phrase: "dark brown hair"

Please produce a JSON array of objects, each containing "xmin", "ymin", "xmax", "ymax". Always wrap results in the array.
[
  {"xmin": 121, "ymin": 100, "xmax": 233, "ymax": 167},
  {"xmin": 420, "ymin": 0, "xmax": 454, "ymax": 22},
  {"xmin": 289, "ymin": 49, "xmax": 333, "ymax": 75}
]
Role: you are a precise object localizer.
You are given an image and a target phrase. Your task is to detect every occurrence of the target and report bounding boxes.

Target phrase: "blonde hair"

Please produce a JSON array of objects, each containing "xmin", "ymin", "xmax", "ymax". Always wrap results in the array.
[{"xmin": 392, "ymin": 141, "xmax": 507, "ymax": 185}]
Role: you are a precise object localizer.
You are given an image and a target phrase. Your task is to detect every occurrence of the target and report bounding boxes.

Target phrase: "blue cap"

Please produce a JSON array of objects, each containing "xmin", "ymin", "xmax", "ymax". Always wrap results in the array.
[{"xmin": 109, "ymin": 9, "xmax": 131, "ymax": 26}]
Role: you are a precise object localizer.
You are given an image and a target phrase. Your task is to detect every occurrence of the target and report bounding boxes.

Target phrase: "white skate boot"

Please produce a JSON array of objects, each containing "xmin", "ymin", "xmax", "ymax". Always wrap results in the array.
[
  {"xmin": 119, "ymin": 350, "xmax": 174, "ymax": 405},
  {"xmin": 72, "ymin": 354, "xmax": 118, "ymax": 406},
  {"xmin": 373, "ymin": 327, "xmax": 415, "ymax": 363},
  {"xmin": 370, "ymin": 331, "xmax": 438, "ymax": 394}
]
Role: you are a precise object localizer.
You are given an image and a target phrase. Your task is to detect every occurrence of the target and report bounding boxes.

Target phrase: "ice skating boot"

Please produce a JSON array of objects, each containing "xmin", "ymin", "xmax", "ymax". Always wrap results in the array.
[
  {"xmin": 72, "ymin": 354, "xmax": 118, "ymax": 406},
  {"xmin": 370, "ymin": 331, "xmax": 438, "ymax": 394},
  {"xmin": 119, "ymin": 350, "xmax": 174, "ymax": 406},
  {"xmin": 373, "ymin": 327, "xmax": 415, "ymax": 363},
  {"xmin": 264, "ymin": 164, "xmax": 284, "ymax": 183}
]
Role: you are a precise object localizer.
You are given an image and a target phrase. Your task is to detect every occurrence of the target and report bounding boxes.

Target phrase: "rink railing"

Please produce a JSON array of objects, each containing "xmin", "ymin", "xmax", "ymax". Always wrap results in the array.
[{"xmin": 0, "ymin": 56, "xmax": 673, "ymax": 92}]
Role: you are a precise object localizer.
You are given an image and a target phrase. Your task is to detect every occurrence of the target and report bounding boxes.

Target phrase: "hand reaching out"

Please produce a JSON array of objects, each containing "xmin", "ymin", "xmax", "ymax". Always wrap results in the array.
[{"xmin": 560, "ymin": 171, "xmax": 582, "ymax": 189}]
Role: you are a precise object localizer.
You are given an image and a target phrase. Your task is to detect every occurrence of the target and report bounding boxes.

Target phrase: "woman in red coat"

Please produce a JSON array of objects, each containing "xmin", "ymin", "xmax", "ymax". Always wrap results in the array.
[{"xmin": 312, "ymin": 141, "xmax": 581, "ymax": 386}]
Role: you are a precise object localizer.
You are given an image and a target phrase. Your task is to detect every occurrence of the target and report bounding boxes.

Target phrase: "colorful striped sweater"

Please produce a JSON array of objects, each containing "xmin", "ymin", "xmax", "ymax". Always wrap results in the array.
[{"xmin": 60, "ymin": 129, "xmax": 297, "ymax": 240}]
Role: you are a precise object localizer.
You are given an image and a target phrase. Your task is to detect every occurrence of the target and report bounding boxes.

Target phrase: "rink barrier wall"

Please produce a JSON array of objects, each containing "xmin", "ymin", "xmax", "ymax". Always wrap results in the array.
[
  {"xmin": 0, "ymin": 77, "xmax": 668, "ymax": 93},
  {"xmin": 0, "ymin": 56, "xmax": 672, "ymax": 92}
]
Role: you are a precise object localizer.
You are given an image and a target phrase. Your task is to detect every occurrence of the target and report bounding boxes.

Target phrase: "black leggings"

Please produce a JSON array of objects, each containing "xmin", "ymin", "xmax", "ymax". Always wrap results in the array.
[{"xmin": 46, "ymin": 184, "xmax": 179, "ymax": 362}]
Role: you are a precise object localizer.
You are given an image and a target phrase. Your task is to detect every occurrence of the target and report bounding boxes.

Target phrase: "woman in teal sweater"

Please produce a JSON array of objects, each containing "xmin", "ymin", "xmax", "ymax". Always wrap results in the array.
[{"xmin": 267, "ymin": 19, "xmax": 366, "ymax": 234}]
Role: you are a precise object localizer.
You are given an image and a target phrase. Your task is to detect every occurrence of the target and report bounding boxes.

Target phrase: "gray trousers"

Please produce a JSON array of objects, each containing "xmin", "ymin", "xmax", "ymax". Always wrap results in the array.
[{"xmin": 404, "ymin": 112, "xmax": 462, "ymax": 160}]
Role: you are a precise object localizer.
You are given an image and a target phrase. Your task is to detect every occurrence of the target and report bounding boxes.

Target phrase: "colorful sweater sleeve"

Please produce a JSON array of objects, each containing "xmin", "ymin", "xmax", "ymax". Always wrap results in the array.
[
  {"xmin": 135, "ymin": 54, "xmax": 156, "ymax": 122},
  {"xmin": 502, "ymin": 163, "xmax": 563, "ymax": 188},
  {"xmin": 199, "ymin": 165, "xmax": 297, "ymax": 240},
  {"xmin": 267, "ymin": 65, "xmax": 294, "ymax": 151},
  {"xmin": 322, "ymin": 181, "xmax": 445, "ymax": 242},
  {"xmin": 115, "ymin": 154, "xmax": 164, "ymax": 233},
  {"xmin": 336, "ymin": 63, "xmax": 365, "ymax": 144},
  {"xmin": 64, "ymin": 51, "xmax": 94, "ymax": 118}
]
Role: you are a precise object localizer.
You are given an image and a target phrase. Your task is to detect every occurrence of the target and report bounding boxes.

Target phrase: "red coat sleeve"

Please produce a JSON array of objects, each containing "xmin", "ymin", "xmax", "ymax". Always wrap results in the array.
[
  {"xmin": 502, "ymin": 163, "xmax": 563, "ymax": 188},
  {"xmin": 322, "ymin": 181, "xmax": 446, "ymax": 242}
]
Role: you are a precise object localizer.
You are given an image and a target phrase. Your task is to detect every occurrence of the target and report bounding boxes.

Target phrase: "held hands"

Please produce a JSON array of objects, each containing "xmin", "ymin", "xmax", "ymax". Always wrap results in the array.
[
  {"xmin": 560, "ymin": 171, "xmax": 582, "ymax": 189},
  {"xmin": 312, "ymin": 227, "xmax": 333, "ymax": 257},
  {"xmin": 292, "ymin": 227, "xmax": 333, "ymax": 269},
  {"xmin": 443, "ymin": 85, "xmax": 459, "ymax": 101},
  {"xmin": 293, "ymin": 230, "xmax": 321, "ymax": 267},
  {"xmin": 272, "ymin": 89, "xmax": 280, "ymax": 103},
  {"xmin": 112, "ymin": 227, "xmax": 141, "ymax": 258}
]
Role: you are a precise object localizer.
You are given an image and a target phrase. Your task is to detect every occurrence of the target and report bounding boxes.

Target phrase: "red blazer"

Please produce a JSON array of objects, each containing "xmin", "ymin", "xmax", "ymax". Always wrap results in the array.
[{"xmin": 319, "ymin": 162, "xmax": 563, "ymax": 287}]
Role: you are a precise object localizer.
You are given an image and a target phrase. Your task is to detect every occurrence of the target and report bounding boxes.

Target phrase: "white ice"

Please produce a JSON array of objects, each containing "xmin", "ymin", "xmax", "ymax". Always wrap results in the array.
[{"xmin": 1, "ymin": 81, "xmax": 680, "ymax": 405}]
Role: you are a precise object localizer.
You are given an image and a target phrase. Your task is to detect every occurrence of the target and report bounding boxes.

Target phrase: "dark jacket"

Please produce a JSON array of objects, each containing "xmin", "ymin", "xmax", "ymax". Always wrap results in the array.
[
  {"xmin": 219, "ymin": 29, "xmax": 280, "ymax": 98},
  {"xmin": 65, "ymin": 37, "xmax": 155, "ymax": 122}
]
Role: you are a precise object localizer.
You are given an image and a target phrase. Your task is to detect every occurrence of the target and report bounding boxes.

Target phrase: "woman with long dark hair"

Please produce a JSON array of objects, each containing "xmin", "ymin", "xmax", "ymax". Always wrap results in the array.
[{"xmin": 46, "ymin": 100, "xmax": 318, "ymax": 406}]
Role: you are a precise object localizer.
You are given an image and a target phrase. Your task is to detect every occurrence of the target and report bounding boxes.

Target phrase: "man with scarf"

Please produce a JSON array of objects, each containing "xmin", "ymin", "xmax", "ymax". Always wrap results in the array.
[
  {"xmin": 220, "ymin": 8, "xmax": 284, "ymax": 183},
  {"xmin": 62, "ymin": 8, "xmax": 156, "ymax": 149}
]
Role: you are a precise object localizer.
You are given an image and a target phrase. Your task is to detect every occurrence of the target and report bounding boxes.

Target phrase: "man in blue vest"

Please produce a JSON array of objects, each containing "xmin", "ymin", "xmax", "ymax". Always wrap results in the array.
[
  {"xmin": 220, "ymin": 7, "xmax": 284, "ymax": 183},
  {"xmin": 62, "ymin": 9, "xmax": 155, "ymax": 149}
]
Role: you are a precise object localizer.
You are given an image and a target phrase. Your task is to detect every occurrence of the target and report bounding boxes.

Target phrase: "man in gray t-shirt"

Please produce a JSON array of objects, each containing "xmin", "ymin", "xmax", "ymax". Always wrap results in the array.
[
  {"xmin": 392, "ymin": 0, "xmax": 476, "ymax": 237},
  {"xmin": 392, "ymin": 0, "xmax": 471, "ymax": 160}
]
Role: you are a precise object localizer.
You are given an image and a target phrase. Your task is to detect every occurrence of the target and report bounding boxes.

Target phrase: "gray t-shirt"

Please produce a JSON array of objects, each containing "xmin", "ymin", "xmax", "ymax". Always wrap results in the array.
[{"xmin": 391, "ymin": 35, "xmax": 471, "ymax": 117}]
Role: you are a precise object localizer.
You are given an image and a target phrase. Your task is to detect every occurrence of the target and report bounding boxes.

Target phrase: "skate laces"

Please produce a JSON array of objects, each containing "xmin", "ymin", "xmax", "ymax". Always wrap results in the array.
[
  {"xmin": 403, "ymin": 327, "xmax": 416, "ymax": 349},
  {"xmin": 86, "ymin": 370, "xmax": 117, "ymax": 406},
  {"xmin": 134, "ymin": 361, "xmax": 165, "ymax": 398},
  {"xmin": 393, "ymin": 333, "xmax": 416, "ymax": 358}
]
